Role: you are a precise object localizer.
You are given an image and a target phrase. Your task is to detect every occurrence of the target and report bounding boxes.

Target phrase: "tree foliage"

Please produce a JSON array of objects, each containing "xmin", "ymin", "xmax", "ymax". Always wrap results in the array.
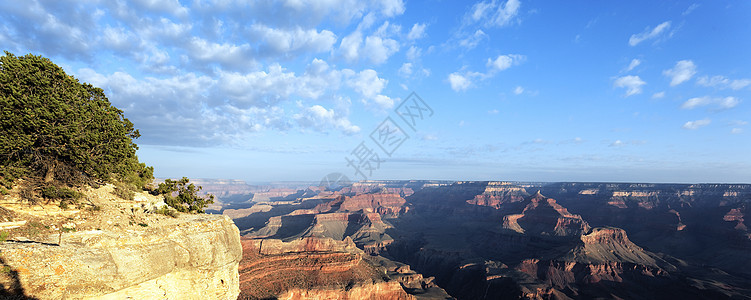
[
  {"xmin": 0, "ymin": 52, "xmax": 153, "ymax": 200},
  {"xmin": 157, "ymin": 177, "xmax": 214, "ymax": 213}
]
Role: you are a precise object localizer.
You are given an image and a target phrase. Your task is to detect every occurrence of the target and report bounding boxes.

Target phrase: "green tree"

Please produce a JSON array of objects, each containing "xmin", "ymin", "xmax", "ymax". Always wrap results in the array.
[
  {"xmin": 157, "ymin": 177, "xmax": 214, "ymax": 213},
  {"xmin": 0, "ymin": 51, "xmax": 153, "ymax": 200}
]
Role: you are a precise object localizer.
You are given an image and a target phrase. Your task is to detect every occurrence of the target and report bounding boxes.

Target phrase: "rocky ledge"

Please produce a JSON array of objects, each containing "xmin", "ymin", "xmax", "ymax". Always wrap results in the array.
[{"xmin": 0, "ymin": 186, "xmax": 242, "ymax": 299}]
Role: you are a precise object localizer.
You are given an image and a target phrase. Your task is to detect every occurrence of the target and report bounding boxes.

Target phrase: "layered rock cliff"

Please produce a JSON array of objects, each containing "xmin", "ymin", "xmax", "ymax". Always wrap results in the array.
[
  {"xmin": 0, "ymin": 185, "xmax": 242, "ymax": 299},
  {"xmin": 238, "ymin": 237, "xmax": 418, "ymax": 300},
  {"xmin": 501, "ymin": 192, "xmax": 590, "ymax": 237}
]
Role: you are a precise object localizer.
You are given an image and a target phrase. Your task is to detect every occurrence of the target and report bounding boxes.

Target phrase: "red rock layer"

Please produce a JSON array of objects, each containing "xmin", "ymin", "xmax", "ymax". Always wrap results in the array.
[
  {"xmin": 502, "ymin": 192, "xmax": 590, "ymax": 236},
  {"xmin": 310, "ymin": 194, "xmax": 408, "ymax": 217},
  {"xmin": 516, "ymin": 259, "xmax": 667, "ymax": 289},
  {"xmin": 724, "ymin": 207, "xmax": 749, "ymax": 231},
  {"xmin": 277, "ymin": 281, "xmax": 413, "ymax": 300},
  {"xmin": 238, "ymin": 237, "xmax": 413, "ymax": 300},
  {"xmin": 466, "ymin": 184, "xmax": 527, "ymax": 209}
]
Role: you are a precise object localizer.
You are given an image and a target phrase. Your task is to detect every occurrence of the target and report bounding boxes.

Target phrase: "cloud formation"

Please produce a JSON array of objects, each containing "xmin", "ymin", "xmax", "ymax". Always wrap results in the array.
[
  {"xmin": 696, "ymin": 75, "xmax": 751, "ymax": 90},
  {"xmin": 624, "ymin": 59, "xmax": 641, "ymax": 72},
  {"xmin": 448, "ymin": 72, "xmax": 478, "ymax": 91},
  {"xmin": 407, "ymin": 23, "xmax": 427, "ymax": 40},
  {"xmin": 458, "ymin": 29, "xmax": 487, "ymax": 49},
  {"xmin": 629, "ymin": 21, "xmax": 671, "ymax": 46},
  {"xmin": 682, "ymin": 119, "xmax": 711, "ymax": 130},
  {"xmin": 614, "ymin": 75, "xmax": 646, "ymax": 96},
  {"xmin": 468, "ymin": 0, "xmax": 521, "ymax": 28},
  {"xmin": 681, "ymin": 96, "xmax": 740, "ymax": 110},
  {"xmin": 294, "ymin": 104, "xmax": 360, "ymax": 134},
  {"xmin": 448, "ymin": 54, "xmax": 525, "ymax": 92},
  {"xmin": 0, "ymin": 0, "xmax": 418, "ymax": 146},
  {"xmin": 487, "ymin": 54, "xmax": 526, "ymax": 72},
  {"xmin": 663, "ymin": 60, "xmax": 697, "ymax": 86}
]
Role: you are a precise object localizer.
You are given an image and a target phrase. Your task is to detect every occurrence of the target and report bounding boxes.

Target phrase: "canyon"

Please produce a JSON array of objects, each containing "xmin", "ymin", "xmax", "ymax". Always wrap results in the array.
[
  {"xmin": 5, "ymin": 180, "xmax": 749, "ymax": 299},
  {"xmin": 217, "ymin": 180, "xmax": 751, "ymax": 299}
]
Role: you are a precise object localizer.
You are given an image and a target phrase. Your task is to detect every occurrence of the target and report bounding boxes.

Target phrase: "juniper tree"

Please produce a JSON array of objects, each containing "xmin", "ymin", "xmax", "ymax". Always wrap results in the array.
[{"xmin": 0, "ymin": 52, "xmax": 153, "ymax": 200}]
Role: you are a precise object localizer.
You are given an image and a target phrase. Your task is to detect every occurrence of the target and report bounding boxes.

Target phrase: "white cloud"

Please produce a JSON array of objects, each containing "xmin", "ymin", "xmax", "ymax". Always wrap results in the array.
[
  {"xmin": 683, "ymin": 3, "xmax": 700, "ymax": 16},
  {"xmin": 362, "ymin": 35, "xmax": 399, "ymax": 64},
  {"xmin": 629, "ymin": 21, "xmax": 671, "ymax": 46},
  {"xmin": 680, "ymin": 97, "xmax": 710, "ymax": 110},
  {"xmin": 448, "ymin": 73, "xmax": 471, "ymax": 92},
  {"xmin": 625, "ymin": 59, "xmax": 641, "ymax": 72},
  {"xmin": 101, "ymin": 26, "xmax": 141, "ymax": 53},
  {"xmin": 349, "ymin": 69, "xmax": 385, "ymax": 98},
  {"xmin": 614, "ymin": 75, "xmax": 646, "ymax": 96},
  {"xmin": 459, "ymin": 29, "xmax": 487, "ymax": 49},
  {"xmin": 338, "ymin": 21, "xmax": 400, "ymax": 64},
  {"xmin": 398, "ymin": 62, "xmax": 413, "ymax": 76},
  {"xmin": 652, "ymin": 91, "xmax": 665, "ymax": 99},
  {"xmin": 379, "ymin": 0, "xmax": 406, "ymax": 17},
  {"xmin": 696, "ymin": 75, "xmax": 751, "ymax": 90},
  {"xmin": 298, "ymin": 58, "xmax": 343, "ymax": 99},
  {"xmin": 487, "ymin": 54, "xmax": 525, "ymax": 71},
  {"xmin": 663, "ymin": 60, "xmax": 697, "ymax": 86},
  {"xmin": 448, "ymin": 54, "xmax": 525, "ymax": 92},
  {"xmin": 132, "ymin": 0, "xmax": 188, "ymax": 17},
  {"xmin": 488, "ymin": 109, "xmax": 499, "ymax": 114},
  {"xmin": 407, "ymin": 23, "xmax": 427, "ymax": 40},
  {"xmin": 406, "ymin": 46, "xmax": 421, "ymax": 60},
  {"xmin": 715, "ymin": 97, "xmax": 739, "ymax": 110},
  {"xmin": 514, "ymin": 86, "xmax": 524, "ymax": 95},
  {"xmin": 447, "ymin": 71, "xmax": 483, "ymax": 92},
  {"xmin": 1, "ymin": 0, "xmax": 430, "ymax": 145},
  {"xmin": 293, "ymin": 105, "xmax": 360, "ymax": 135},
  {"xmin": 339, "ymin": 31, "xmax": 363, "ymax": 62},
  {"xmin": 74, "ymin": 56, "xmax": 384, "ymax": 144},
  {"xmin": 681, "ymin": 96, "xmax": 740, "ymax": 110},
  {"xmin": 217, "ymin": 65, "xmax": 300, "ymax": 107},
  {"xmin": 141, "ymin": 18, "xmax": 192, "ymax": 42},
  {"xmin": 732, "ymin": 128, "xmax": 743, "ymax": 134},
  {"xmin": 249, "ymin": 24, "xmax": 337, "ymax": 55},
  {"xmin": 347, "ymin": 69, "xmax": 394, "ymax": 109},
  {"xmin": 469, "ymin": 0, "xmax": 521, "ymax": 27},
  {"xmin": 682, "ymin": 119, "xmax": 711, "ymax": 130},
  {"xmin": 187, "ymin": 37, "xmax": 254, "ymax": 70},
  {"xmin": 610, "ymin": 140, "xmax": 625, "ymax": 147}
]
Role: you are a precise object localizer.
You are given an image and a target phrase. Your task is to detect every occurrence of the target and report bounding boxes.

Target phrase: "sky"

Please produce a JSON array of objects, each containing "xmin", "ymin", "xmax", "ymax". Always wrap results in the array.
[{"xmin": 1, "ymin": 0, "xmax": 750, "ymax": 183}]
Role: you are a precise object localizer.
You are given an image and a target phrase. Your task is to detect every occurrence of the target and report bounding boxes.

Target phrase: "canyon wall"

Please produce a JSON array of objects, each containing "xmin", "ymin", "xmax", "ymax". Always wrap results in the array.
[{"xmin": 238, "ymin": 236, "xmax": 417, "ymax": 300}]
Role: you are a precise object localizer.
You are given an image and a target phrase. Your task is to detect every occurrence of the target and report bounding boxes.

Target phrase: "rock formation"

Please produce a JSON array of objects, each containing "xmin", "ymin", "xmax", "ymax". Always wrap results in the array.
[
  {"xmin": 501, "ymin": 191, "xmax": 590, "ymax": 236},
  {"xmin": 237, "ymin": 237, "xmax": 420, "ymax": 300},
  {"xmin": 0, "ymin": 185, "xmax": 242, "ymax": 299},
  {"xmin": 221, "ymin": 180, "xmax": 751, "ymax": 299}
]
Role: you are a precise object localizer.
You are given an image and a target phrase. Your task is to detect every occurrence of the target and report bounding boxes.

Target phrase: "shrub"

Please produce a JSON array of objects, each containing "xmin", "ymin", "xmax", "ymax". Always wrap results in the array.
[
  {"xmin": 154, "ymin": 205, "xmax": 178, "ymax": 218},
  {"xmin": 39, "ymin": 185, "xmax": 82, "ymax": 209},
  {"xmin": 156, "ymin": 177, "xmax": 214, "ymax": 213},
  {"xmin": 112, "ymin": 182, "xmax": 136, "ymax": 200}
]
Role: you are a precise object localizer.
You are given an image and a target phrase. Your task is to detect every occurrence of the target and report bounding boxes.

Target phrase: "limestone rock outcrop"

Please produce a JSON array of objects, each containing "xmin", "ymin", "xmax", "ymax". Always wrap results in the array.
[{"xmin": 1, "ymin": 214, "xmax": 242, "ymax": 299}]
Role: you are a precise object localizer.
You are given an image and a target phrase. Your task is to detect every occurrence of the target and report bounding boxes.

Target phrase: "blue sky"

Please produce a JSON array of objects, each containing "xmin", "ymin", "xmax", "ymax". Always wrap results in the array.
[{"xmin": 2, "ymin": 0, "xmax": 750, "ymax": 183}]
